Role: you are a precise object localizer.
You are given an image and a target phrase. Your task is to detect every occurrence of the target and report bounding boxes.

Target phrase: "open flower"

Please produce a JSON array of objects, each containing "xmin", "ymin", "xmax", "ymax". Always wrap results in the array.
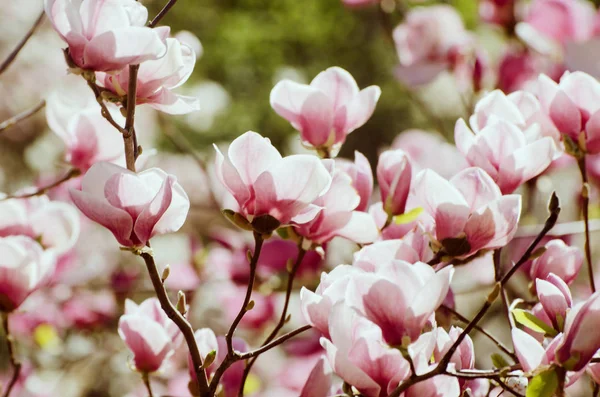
[
  {"xmin": 98, "ymin": 37, "xmax": 199, "ymax": 115},
  {"xmin": 407, "ymin": 167, "xmax": 521, "ymax": 259},
  {"xmin": 45, "ymin": 0, "xmax": 168, "ymax": 72},
  {"xmin": 270, "ymin": 67, "xmax": 380, "ymax": 154},
  {"xmin": 214, "ymin": 131, "xmax": 331, "ymax": 231},
  {"xmin": 69, "ymin": 162, "xmax": 189, "ymax": 248},
  {"xmin": 0, "ymin": 236, "xmax": 56, "ymax": 312}
]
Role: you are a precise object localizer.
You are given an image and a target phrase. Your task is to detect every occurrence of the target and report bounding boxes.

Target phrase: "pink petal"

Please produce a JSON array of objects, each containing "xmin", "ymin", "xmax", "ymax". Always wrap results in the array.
[
  {"xmin": 498, "ymin": 137, "xmax": 556, "ymax": 193},
  {"xmin": 227, "ymin": 131, "xmax": 282, "ymax": 186},
  {"xmin": 310, "ymin": 67, "xmax": 359, "ymax": 110},
  {"xmin": 343, "ymin": 85, "xmax": 381, "ymax": 133},
  {"xmin": 549, "ymin": 91, "xmax": 582, "ymax": 138},
  {"xmin": 450, "ymin": 167, "xmax": 502, "ymax": 211},
  {"xmin": 512, "ymin": 328, "xmax": 546, "ymax": 372},
  {"xmin": 270, "ymin": 80, "xmax": 322, "ymax": 128}
]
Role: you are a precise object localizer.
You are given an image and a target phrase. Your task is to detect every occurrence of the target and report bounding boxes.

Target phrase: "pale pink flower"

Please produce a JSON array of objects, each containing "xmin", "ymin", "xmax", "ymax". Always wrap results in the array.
[
  {"xmin": 455, "ymin": 90, "xmax": 559, "ymax": 193},
  {"xmin": 336, "ymin": 151, "xmax": 373, "ymax": 212},
  {"xmin": 118, "ymin": 298, "xmax": 182, "ymax": 373},
  {"xmin": 44, "ymin": 0, "xmax": 168, "ymax": 72},
  {"xmin": 69, "ymin": 162, "xmax": 190, "ymax": 248},
  {"xmin": 530, "ymin": 240, "xmax": 583, "ymax": 284},
  {"xmin": 0, "ymin": 195, "xmax": 80, "ymax": 255},
  {"xmin": 377, "ymin": 149, "xmax": 412, "ymax": 216},
  {"xmin": 98, "ymin": 37, "xmax": 200, "ymax": 115},
  {"xmin": 0, "ymin": 236, "xmax": 56, "ymax": 312},
  {"xmin": 392, "ymin": 129, "xmax": 468, "ymax": 179},
  {"xmin": 214, "ymin": 131, "xmax": 331, "ymax": 229},
  {"xmin": 299, "ymin": 356, "xmax": 333, "ymax": 397},
  {"xmin": 555, "ymin": 291, "xmax": 600, "ymax": 371},
  {"xmin": 63, "ymin": 290, "xmax": 117, "ymax": 329},
  {"xmin": 536, "ymin": 71, "xmax": 600, "ymax": 154},
  {"xmin": 320, "ymin": 303, "xmax": 410, "ymax": 397},
  {"xmin": 294, "ymin": 161, "xmax": 379, "ymax": 245},
  {"xmin": 393, "ymin": 5, "xmax": 472, "ymax": 86},
  {"xmin": 352, "ymin": 233, "xmax": 433, "ymax": 271},
  {"xmin": 46, "ymin": 87, "xmax": 124, "ymax": 171},
  {"xmin": 346, "ymin": 260, "xmax": 453, "ymax": 345},
  {"xmin": 516, "ymin": 0, "xmax": 596, "ymax": 56},
  {"xmin": 512, "ymin": 328, "xmax": 563, "ymax": 372},
  {"xmin": 270, "ymin": 67, "xmax": 381, "ymax": 153},
  {"xmin": 407, "ymin": 167, "xmax": 521, "ymax": 259}
]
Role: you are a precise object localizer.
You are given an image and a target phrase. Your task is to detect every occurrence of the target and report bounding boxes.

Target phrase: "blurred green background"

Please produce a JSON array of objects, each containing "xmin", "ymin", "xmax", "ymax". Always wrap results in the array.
[{"xmin": 146, "ymin": 0, "xmax": 474, "ymax": 162}]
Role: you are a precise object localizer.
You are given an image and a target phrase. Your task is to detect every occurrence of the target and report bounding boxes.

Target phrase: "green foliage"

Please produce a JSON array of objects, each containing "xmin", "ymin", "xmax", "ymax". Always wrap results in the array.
[
  {"xmin": 526, "ymin": 368, "xmax": 558, "ymax": 397},
  {"xmin": 512, "ymin": 309, "xmax": 558, "ymax": 337}
]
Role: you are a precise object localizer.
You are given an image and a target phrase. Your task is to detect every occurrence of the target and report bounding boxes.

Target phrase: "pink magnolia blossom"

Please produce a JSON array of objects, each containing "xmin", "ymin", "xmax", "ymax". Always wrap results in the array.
[
  {"xmin": 496, "ymin": 49, "xmax": 540, "ymax": 94},
  {"xmin": 299, "ymin": 356, "xmax": 333, "ymax": 397},
  {"xmin": 406, "ymin": 167, "xmax": 521, "ymax": 259},
  {"xmin": 377, "ymin": 149, "xmax": 412, "ymax": 216},
  {"xmin": 294, "ymin": 161, "xmax": 379, "ymax": 245},
  {"xmin": 320, "ymin": 303, "xmax": 410, "ymax": 397},
  {"xmin": 69, "ymin": 162, "xmax": 190, "ymax": 248},
  {"xmin": 270, "ymin": 67, "xmax": 381, "ymax": 153},
  {"xmin": 455, "ymin": 90, "xmax": 558, "ymax": 193},
  {"xmin": 63, "ymin": 290, "xmax": 117, "ymax": 330},
  {"xmin": 536, "ymin": 71, "xmax": 600, "ymax": 154},
  {"xmin": 214, "ymin": 131, "xmax": 331, "ymax": 229},
  {"xmin": 98, "ymin": 37, "xmax": 200, "ymax": 115},
  {"xmin": 346, "ymin": 260, "xmax": 453, "ymax": 345},
  {"xmin": 352, "ymin": 233, "xmax": 433, "ymax": 271},
  {"xmin": 555, "ymin": 291, "xmax": 600, "ymax": 371},
  {"xmin": 46, "ymin": 87, "xmax": 124, "ymax": 171},
  {"xmin": 479, "ymin": 0, "xmax": 515, "ymax": 27},
  {"xmin": 44, "ymin": 0, "xmax": 168, "ymax": 72},
  {"xmin": 0, "ymin": 195, "xmax": 80, "ymax": 255},
  {"xmin": 336, "ymin": 151, "xmax": 373, "ymax": 212},
  {"xmin": 530, "ymin": 240, "xmax": 583, "ymax": 284},
  {"xmin": 516, "ymin": 0, "xmax": 596, "ymax": 56},
  {"xmin": 536, "ymin": 274, "xmax": 572, "ymax": 331},
  {"xmin": 118, "ymin": 298, "xmax": 182, "ymax": 373},
  {"xmin": 392, "ymin": 129, "xmax": 468, "ymax": 179},
  {"xmin": 512, "ymin": 327, "xmax": 561, "ymax": 372},
  {"xmin": 393, "ymin": 5, "xmax": 472, "ymax": 86},
  {"xmin": 0, "ymin": 236, "xmax": 56, "ymax": 312}
]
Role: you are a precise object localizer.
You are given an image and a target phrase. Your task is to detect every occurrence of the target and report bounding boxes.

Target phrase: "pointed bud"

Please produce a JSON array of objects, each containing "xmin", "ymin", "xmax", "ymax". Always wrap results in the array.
[
  {"xmin": 176, "ymin": 291, "xmax": 187, "ymax": 315},
  {"xmin": 161, "ymin": 265, "xmax": 171, "ymax": 283}
]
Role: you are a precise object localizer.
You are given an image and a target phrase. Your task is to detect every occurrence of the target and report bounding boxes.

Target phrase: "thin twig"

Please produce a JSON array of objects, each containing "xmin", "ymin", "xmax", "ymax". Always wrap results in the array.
[
  {"xmin": 142, "ymin": 372, "xmax": 154, "ymax": 397},
  {"xmin": 1, "ymin": 313, "xmax": 21, "ymax": 397},
  {"xmin": 238, "ymin": 325, "xmax": 312, "ymax": 360},
  {"xmin": 0, "ymin": 100, "xmax": 45, "ymax": 133},
  {"xmin": 1, "ymin": 168, "xmax": 80, "ymax": 201},
  {"xmin": 84, "ymin": 78, "xmax": 127, "ymax": 134},
  {"xmin": 148, "ymin": 0, "xmax": 178, "ymax": 28},
  {"xmin": 442, "ymin": 304, "xmax": 516, "ymax": 360},
  {"xmin": 494, "ymin": 248, "xmax": 515, "ymax": 333},
  {"xmin": 388, "ymin": 193, "xmax": 560, "ymax": 397},
  {"xmin": 139, "ymin": 252, "xmax": 210, "ymax": 396},
  {"xmin": 578, "ymin": 157, "xmax": 596, "ymax": 293},
  {"xmin": 123, "ymin": 65, "xmax": 140, "ymax": 171},
  {"xmin": 238, "ymin": 248, "xmax": 307, "ymax": 395},
  {"xmin": 0, "ymin": 10, "xmax": 45, "ymax": 75}
]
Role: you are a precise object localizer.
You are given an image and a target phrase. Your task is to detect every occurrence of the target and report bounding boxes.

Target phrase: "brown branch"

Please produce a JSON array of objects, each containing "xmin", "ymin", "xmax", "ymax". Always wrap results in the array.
[
  {"xmin": 578, "ymin": 157, "xmax": 596, "ymax": 293},
  {"xmin": 388, "ymin": 192, "xmax": 560, "ymax": 397},
  {"xmin": 148, "ymin": 0, "xmax": 178, "ymax": 28},
  {"xmin": 0, "ymin": 100, "xmax": 45, "ymax": 133},
  {"xmin": 0, "ymin": 10, "xmax": 45, "ymax": 75},
  {"xmin": 140, "ymin": 252, "xmax": 210, "ymax": 396},
  {"xmin": 123, "ymin": 65, "xmax": 140, "ymax": 171},
  {"xmin": 238, "ymin": 248, "xmax": 307, "ymax": 395},
  {"xmin": 1, "ymin": 168, "xmax": 80, "ymax": 201},
  {"xmin": 238, "ymin": 324, "xmax": 312, "ymax": 360},
  {"xmin": 1, "ymin": 313, "xmax": 21, "ymax": 397}
]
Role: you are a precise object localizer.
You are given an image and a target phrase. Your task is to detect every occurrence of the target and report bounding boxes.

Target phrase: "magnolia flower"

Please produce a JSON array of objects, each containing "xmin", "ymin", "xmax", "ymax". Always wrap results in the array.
[
  {"xmin": 516, "ymin": 0, "xmax": 596, "ymax": 56},
  {"xmin": 294, "ymin": 161, "xmax": 379, "ymax": 245},
  {"xmin": 407, "ymin": 167, "xmax": 521, "ymax": 259},
  {"xmin": 214, "ymin": 131, "xmax": 331, "ymax": 230},
  {"xmin": 536, "ymin": 72, "xmax": 600, "ymax": 154},
  {"xmin": 320, "ymin": 303, "xmax": 410, "ymax": 397},
  {"xmin": 393, "ymin": 5, "xmax": 472, "ymax": 86},
  {"xmin": 299, "ymin": 357, "xmax": 333, "ymax": 397},
  {"xmin": 352, "ymin": 236, "xmax": 432, "ymax": 272},
  {"xmin": 270, "ymin": 67, "xmax": 381, "ymax": 154},
  {"xmin": 346, "ymin": 261, "xmax": 453, "ymax": 345},
  {"xmin": 69, "ymin": 162, "xmax": 190, "ymax": 248},
  {"xmin": 0, "ymin": 195, "xmax": 80, "ymax": 255},
  {"xmin": 118, "ymin": 298, "xmax": 182, "ymax": 373},
  {"xmin": 529, "ymin": 240, "xmax": 583, "ymax": 284},
  {"xmin": 336, "ymin": 151, "xmax": 373, "ymax": 212},
  {"xmin": 455, "ymin": 90, "xmax": 558, "ymax": 193},
  {"xmin": 535, "ymin": 274, "xmax": 572, "ymax": 331},
  {"xmin": 0, "ymin": 236, "xmax": 56, "ymax": 312},
  {"xmin": 377, "ymin": 149, "xmax": 412, "ymax": 216},
  {"xmin": 512, "ymin": 328, "xmax": 562, "ymax": 373},
  {"xmin": 45, "ymin": 0, "xmax": 168, "ymax": 72},
  {"xmin": 98, "ymin": 37, "xmax": 200, "ymax": 115},
  {"xmin": 46, "ymin": 87, "xmax": 124, "ymax": 171}
]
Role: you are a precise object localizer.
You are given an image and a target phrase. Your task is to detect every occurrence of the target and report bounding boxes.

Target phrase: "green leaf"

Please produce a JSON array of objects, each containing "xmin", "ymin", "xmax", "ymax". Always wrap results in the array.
[
  {"xmin": 393, "ymin": 207, "xmax": 423, "ymax": 225},
  {"xmin": 512, "ymin": 309, "xmax": 558, "ymax": 337},
  {"xmin": 491, "ymin": 353, "xmax": 510, "ymax": 369},
  {"xmin": 526, "ymin": 368, "xmax": 558, "ymax": 397}
]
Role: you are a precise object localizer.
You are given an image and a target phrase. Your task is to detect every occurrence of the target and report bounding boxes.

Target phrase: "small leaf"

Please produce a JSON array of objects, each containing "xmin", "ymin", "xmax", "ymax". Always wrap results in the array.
[
  {"xmin": 202, "ymin": 350, "xmax": 216, "ymax": 369},
  {"xmin": 393, "ymin": 207, "xmax": 423, "ymax": 225},
  {"xmin": 491, "ymin": 353, "xmax": 510, "ymax": 369},
  {"xmin": 528, "ymin": 247, "xmax": 547, "ymax": 260},
  {"xmin": 245, "ymin": 300, "xmax": 255, "ymax": 311},
  {"xmin": 512, "ymin": 309, "xmax": 558, "ymax": 337},
  {"xmin": 526, "ymin": 368, "xmax": 558, "ymax": 397}
]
